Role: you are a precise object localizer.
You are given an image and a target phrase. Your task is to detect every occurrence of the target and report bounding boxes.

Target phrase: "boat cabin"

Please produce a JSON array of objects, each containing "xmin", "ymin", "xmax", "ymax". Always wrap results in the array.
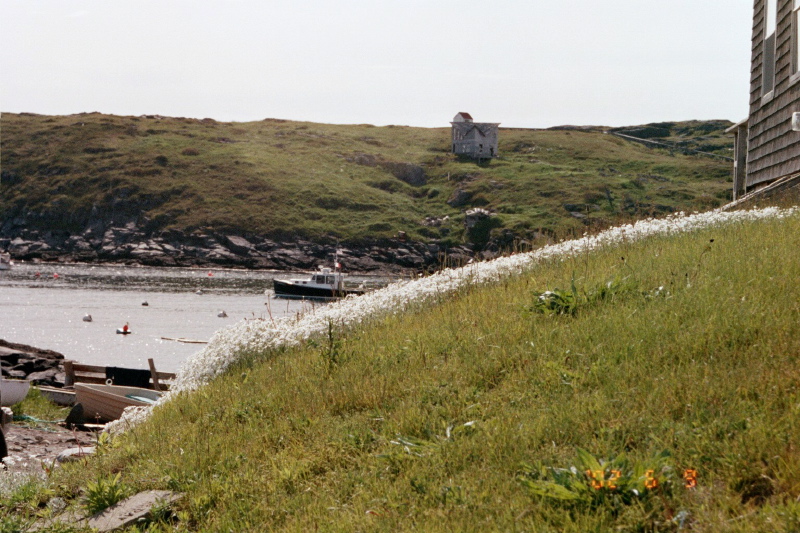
[{"xmin": 272, "ymin": 266, "xmax": 363, "ymax": 300}]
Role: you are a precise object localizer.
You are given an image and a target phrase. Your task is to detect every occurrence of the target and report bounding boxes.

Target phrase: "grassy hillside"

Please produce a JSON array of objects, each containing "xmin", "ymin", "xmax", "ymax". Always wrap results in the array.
[
  {"xmin": 610, "ymin": 120, "xmax": 735, "ymax": 157},
  {"xmin": 4, "ymin": 207, "xmax": 798, "ymax": 532},
  {"xmin": 1, "ymin": 113, "xmax": 733, "ymax": 248}
]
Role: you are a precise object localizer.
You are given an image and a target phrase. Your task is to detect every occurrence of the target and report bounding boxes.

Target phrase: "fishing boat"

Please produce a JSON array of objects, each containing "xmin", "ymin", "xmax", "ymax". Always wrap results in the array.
[
  {"xmin": 271, "ymin": 266, "xmax": 364, "ymax": 300},
  {"xmin": 0, "ymin": 379, "xmax": 30, "ymax": 406},
  {"xmin": 74, "ymin": 383, "xmax": 162, "ymax": 423},
  {"xmin": 0, "ymin": 252, "xmax": 12, "ymax": 271}
]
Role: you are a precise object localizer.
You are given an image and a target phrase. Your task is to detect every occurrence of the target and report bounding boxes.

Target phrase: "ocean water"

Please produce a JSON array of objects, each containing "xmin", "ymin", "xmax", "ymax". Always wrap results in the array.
[{"xmin": 0, "ymin": 262, "xmax": 384, "ymax": 373}]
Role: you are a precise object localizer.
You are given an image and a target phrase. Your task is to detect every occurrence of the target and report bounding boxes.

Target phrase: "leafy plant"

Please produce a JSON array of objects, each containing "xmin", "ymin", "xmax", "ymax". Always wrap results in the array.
[
  {"xmin": 84, "ymin": 473, "xmax": 130, "ymax": 515},
  {"xmin": 530, "ymin": 276, "xmax": 579, "ymax": 316},
  {"xmin": 321, "ymin": 319, "xmax": 345, "ymax": 372},
  {"xmin": 529, "ymin": 276, "xmax": 643, "ymax": 317},
  {"xmin": 519, "ymin": 449, "xmax": 679, "ymax": 517}
]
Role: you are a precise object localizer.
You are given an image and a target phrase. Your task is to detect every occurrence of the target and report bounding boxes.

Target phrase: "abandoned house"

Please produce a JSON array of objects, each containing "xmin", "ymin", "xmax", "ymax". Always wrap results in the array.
[
  {"xmin": 451, "ymin": 112, "xmax": 500, "ymax": 159},
  {"xmin": 727, "ymin": 0, "xmax": 800, "ymax": 200}
]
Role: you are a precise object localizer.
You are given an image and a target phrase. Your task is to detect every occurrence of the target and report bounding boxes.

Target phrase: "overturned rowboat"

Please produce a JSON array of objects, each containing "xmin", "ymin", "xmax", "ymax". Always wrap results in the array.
[{"xmin": 74, "ymin": 383, "xmax": 162, "ymax": 423}]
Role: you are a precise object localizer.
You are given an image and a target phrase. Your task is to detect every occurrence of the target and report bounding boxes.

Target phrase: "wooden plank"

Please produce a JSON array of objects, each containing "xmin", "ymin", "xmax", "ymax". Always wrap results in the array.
[
  {"xmin": 63, "ymin": 360, "xmax": 175, "ymax": 389},
  {"xmin": 71, "ymin": 363, "xmax": 108, "ymax": 373},
  {"xmin": 64, "ymin": 360, "xmax": 74, "ymax": 387},
  {"xmin": 148, "ymin": 359, "xmax": 162, "ymax": 392}
]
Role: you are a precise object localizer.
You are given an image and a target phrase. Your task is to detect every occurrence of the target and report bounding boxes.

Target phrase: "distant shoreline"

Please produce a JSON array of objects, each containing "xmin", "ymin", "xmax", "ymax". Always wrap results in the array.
[{"xmin": 1, "ymin": 231, "xmax": 477, "ymax": 276}]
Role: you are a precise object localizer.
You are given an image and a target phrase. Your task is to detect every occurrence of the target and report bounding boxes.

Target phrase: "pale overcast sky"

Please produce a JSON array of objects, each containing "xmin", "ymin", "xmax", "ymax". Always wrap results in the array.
[{"xmin": 1, "ymin": 1, "xmax": 753, "ymax": 128}]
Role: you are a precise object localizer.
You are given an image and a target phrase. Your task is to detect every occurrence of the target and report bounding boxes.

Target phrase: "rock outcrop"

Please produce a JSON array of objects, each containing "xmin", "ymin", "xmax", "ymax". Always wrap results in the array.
[
  {"xmin": 0, "ymin": 340, "xmax": 65, "ymax": 388},
  {"xmin": 0, "ymin": 218, "xmax": 475, "ymax": 274}
]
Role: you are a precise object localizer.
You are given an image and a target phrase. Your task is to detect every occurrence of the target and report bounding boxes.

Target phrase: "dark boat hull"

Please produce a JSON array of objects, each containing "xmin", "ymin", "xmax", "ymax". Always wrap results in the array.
[{"xmin": 272, "ymin": 279, "xmax": 363, "ymax": 300}]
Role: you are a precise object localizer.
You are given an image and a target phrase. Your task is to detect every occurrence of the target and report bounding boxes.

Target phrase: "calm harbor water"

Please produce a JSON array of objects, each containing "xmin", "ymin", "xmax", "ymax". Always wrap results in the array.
[{"xmin": 0, "ymin": 263, "xmax": 386, "ymax": 373}]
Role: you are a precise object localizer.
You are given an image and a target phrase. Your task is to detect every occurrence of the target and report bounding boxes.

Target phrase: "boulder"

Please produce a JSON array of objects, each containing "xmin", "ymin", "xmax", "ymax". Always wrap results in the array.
[
  {"xmin": 381, "ymin": 162, "xmax": 428, "ymax": 186},
  {"xmin": 447, "ymin": 189, "xmax": 472, "ymax": 208},
  {"xmin": 225, "ymin": 235, "xmax": 253, "ymax": 254}
]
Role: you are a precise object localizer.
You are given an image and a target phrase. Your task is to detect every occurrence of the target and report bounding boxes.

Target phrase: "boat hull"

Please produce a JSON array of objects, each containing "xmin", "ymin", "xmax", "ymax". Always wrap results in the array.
[
  {"xmin": 272, "ymin": 279, "xmax": 363, "ymax": 300},
  {"xmin": 0, "ymin": 379, "xmax": 30, "ymax": 406},
  {"xmin": 74, "ymin": 383, "xmax": 161, "ymax": 423},
  {"xmin": 38, "ymin": 386, "xmax": 76, "ymax": 406}
]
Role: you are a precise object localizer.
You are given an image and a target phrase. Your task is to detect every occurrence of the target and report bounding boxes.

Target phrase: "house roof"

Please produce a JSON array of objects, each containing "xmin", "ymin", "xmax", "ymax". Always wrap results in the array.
[{"xmin": 453, "ymin": 112, "xmax": 473, "ymax": 122}]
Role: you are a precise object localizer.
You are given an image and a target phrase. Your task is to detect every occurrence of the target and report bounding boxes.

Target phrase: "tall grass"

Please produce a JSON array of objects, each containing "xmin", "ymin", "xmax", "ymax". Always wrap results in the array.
[{"xmin": 4, "ymin": 210, "xmax": 800, "ymax": 531}]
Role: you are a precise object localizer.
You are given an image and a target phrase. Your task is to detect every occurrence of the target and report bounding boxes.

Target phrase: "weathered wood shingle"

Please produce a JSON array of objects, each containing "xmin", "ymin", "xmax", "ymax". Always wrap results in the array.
[{"xmin": 745, "ymin": 0, "xmax": 800, "ymax": 190}]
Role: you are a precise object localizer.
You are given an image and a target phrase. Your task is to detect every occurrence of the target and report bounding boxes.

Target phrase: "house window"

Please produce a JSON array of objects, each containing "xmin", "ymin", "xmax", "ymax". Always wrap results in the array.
[
  {"xmin": 763, "ymin": 0, "xmax": 778, "ymax": 95},
  {"xmin": 794, "ymin": 0, "xmax": 800, "ymax": 74}
]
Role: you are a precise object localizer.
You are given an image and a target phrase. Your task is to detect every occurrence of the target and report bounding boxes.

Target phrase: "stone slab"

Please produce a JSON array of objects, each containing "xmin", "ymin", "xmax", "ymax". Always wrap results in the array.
[{"xmin": 87, "ymin": 490, "xmax": 184, "ymax": 532}]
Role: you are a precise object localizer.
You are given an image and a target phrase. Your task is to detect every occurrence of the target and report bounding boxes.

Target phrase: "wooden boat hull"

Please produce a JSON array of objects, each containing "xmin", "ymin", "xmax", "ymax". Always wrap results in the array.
[
  {"xmin": 0, "ymin": 379, "xmax": 30, "ymax": 406},
  {"xmin": 272, "ymin": 279, "xmax": 363, "ymax": 300},
  {"xmin": 37, "ymin": 386, "xmax": 76, "ymax": 406},
  {"xmin": 74, "ymin": 383, "xmax": 161, "ymax": 423}
]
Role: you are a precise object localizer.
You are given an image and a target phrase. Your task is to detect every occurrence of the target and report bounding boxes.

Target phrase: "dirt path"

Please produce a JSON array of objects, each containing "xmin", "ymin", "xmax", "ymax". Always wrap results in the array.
[{"xmin": 2, "ymin": 423, "xmax": 97, "ymax": 474}]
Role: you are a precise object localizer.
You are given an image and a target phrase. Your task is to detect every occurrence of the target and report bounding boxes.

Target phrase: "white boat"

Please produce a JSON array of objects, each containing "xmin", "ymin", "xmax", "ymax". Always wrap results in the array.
[
  {"xmin": 271, "ymin": 266, "xmax": 364, "ymax": 300},
  {"xmin": 74, "ymin": 383, "xmax": 162, "ymax": 423},
  {"xmin": 0, "ymin": 379, "xmax": 30, "ymax": 406},
  {"xmin": 37, "ymin": 385, "xmax": 76, "ymax": 406},
  {"xmin": 0, "ymin": 252, "xmax": 12, "ymax": 271}
]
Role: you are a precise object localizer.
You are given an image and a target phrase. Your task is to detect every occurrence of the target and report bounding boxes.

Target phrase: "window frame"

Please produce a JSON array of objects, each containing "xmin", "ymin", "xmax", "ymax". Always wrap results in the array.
[
  {"xmin": 793, "ymin": 0, "xmax": 800, "ymax": 76},
  {"xmin": 762, "ymin": 0, "xmax": 778, "ymax": 99}
]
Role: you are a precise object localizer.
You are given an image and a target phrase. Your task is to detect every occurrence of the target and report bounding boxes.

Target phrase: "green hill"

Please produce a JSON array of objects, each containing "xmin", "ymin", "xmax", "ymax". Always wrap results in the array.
[
  {"xmin": 1, "ymin": 113, "xmax": 734, "ymax": 257},
  {"xmin": 3, "ymin": 206, "xmax": 799, "ymax": 532}
]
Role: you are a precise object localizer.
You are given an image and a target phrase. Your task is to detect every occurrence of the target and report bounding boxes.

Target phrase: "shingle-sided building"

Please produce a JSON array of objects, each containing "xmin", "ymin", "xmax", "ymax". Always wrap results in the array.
[
  {"xmin": 451, "ymin": 112, "xmax": 500, "ymax": 159},
  {"xmin": 728, "ymin": 0, "xmax": 800, "ymax": 200}
]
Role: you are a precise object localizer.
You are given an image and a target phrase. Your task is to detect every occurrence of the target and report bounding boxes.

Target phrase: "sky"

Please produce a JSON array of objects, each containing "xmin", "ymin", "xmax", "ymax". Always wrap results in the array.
[{"xmin": 1, "ymin": 0, "xmax": 754, "ymax": 129}]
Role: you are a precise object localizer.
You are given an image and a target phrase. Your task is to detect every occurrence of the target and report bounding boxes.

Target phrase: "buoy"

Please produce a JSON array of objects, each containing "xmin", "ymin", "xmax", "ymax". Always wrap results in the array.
[
  {"xmin": 208, "ymin": 271, "xmax": 214, "ymax": 277},
  {"xmin": 217, "ymin": 310, "xmax": 228, "ymax": 318},
  {"xmin": 53, "ymin": 273, "xmax": 59, "ymax": 279},
  {"xmin": 142, "ymin": 301, "xmax": 149, "ymax": 306},
  {"xmin": 82, "ymin": 314, "xmax": 92, "ymax": 322}
]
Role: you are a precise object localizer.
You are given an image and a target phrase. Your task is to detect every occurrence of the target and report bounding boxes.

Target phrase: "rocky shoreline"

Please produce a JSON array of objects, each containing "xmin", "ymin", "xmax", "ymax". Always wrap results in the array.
[
  {"xmin": 0, "ymin": 340, "xmax": 66, "ymax": 388},
  {"xmin": 0, "ymin": 221, "xmax": 479, "ymax": 275}
]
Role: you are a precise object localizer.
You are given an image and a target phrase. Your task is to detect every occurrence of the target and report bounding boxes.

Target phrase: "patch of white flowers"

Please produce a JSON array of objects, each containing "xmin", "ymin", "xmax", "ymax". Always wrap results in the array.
[
  {"xmin": 0, "ymin": 456, "xmax": 46, "ymax": 497},
  {"xmin": 108, "ymin": 206, "xmax": 798, "ymax": 433}
]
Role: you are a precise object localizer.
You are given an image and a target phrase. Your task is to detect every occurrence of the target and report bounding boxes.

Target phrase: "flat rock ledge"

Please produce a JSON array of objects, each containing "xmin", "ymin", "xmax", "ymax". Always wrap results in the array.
[
  {"xmin": 1, "ymin": 223, "xmax": 478, "ymax": 275},
  {"xmin": 33, "ymin": 490, "xmax": 184, "ymax": 532}
]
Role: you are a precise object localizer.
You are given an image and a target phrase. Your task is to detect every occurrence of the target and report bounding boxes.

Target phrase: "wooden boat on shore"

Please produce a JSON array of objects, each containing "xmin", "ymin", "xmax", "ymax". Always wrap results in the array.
[
  {"xmin": 37, "ymin": 385, "xmax": 76, "ymax": 406},
  {"xmin": 271, "ymin": 266, "xmax": 364, "ymax": 300},
  {"xmin": 74, "ymin": 383, "xmax": 162, "ymax": 423}
]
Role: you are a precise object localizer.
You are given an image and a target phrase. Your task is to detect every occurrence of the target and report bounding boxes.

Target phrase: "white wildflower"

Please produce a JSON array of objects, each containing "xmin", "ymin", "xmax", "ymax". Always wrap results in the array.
[{"xmin": 108, "ymin": 206, "xmax": 798, "ymax": 433}]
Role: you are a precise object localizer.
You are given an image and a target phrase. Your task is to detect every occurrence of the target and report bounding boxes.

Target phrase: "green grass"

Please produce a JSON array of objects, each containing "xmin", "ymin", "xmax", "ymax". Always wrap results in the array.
[
  {"xmin": 4, "ymin": 208, "xmax": 798, "ymax": 531},
  {"xmin": 1, "ymin": 113, "xmax": 734, "ymax": 248},
  {"xmin": 8, "ymin": 387, "xmax": 71, "ymax": 428}
]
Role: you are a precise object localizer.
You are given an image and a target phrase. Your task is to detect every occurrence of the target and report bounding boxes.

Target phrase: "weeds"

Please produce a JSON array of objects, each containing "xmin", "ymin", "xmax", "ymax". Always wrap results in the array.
[
  {"xmin": 519, "ymin": 449, "xmax": 681, "ymax": 516},
  {"xmin": 528, "ymin": 275, "xmax": 639, "ymax": 316},
  {"xmin": 83, "ymin": 473, "xmax": 130, "ymax": 515}
]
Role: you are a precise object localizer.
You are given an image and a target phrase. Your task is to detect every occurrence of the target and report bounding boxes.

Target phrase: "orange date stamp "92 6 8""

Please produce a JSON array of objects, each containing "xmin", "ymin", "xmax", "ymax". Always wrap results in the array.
[{"xmin": 584, "ymin": 468, "xmax": 698, "ymax": 490}]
